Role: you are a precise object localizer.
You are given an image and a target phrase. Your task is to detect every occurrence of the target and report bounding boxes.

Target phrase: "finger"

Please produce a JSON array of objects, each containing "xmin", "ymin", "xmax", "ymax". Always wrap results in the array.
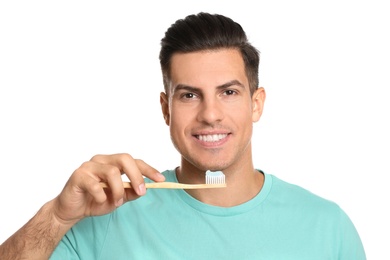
[
  {"xmin": 135, "ymin": 159, "xmax": 165, "ymax": 182},
  {"xmin": 77, "ymin": 161, "xmax": 125, "ymax": 207},
  {"xmin": 118, "ymin": 159, "xmax": 166, "ymax": 203},
  {"xmin": 96, "ymin": 163, "xmax": 125, "ymax": 207},
  {"xmin": 92, "ymin": 153, "xmax": 146, "ymax": 196},
  {"xmin": 116, "ymin": 154, "xmax": 146, "ymax": 196},
  {"xmin": 77, "ymin": 173, "xmax": 107, "ymax": 204}
]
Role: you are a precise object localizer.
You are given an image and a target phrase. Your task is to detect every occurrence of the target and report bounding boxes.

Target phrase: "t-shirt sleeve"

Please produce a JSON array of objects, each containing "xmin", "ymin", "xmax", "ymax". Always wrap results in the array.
[
  {"xmin": 49, "ymin": 214, "xmax": 112, "ymax": 260},
  {"xmin": 50, "ymin": 231, "xmax": 80, "ymax": 260},
  {"xmin": 337, "ymin": 208, "xmax": 366, "ymax": 259}
]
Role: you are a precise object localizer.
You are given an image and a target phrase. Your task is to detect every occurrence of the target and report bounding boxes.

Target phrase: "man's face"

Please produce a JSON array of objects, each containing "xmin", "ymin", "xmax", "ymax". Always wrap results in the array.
[{"xmin": 161, "ymin": 49, "xmax": 264, "ymax": 172}]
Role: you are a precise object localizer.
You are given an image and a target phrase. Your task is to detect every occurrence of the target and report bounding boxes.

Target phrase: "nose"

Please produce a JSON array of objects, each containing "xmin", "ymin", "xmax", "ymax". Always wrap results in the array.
[{"xmin": 196, "ymin": 97, "xmax": 224, "ymax": 125}]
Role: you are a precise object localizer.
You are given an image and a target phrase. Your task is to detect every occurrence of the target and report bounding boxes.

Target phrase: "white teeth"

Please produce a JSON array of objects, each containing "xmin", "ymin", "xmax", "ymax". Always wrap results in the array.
[{"xmin": 197, "ymin": 134, "xmax": 227, "ymax": 142}]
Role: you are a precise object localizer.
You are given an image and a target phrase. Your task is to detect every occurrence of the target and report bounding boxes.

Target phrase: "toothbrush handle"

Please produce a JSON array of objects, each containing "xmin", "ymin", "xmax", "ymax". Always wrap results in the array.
[
  {"xmin": 100, "ymin": 182, "xmax": 226, "ymax": 189},
  {"xmin": 146, "ymin": 182, "xmax": 226, "ymax": 189}
]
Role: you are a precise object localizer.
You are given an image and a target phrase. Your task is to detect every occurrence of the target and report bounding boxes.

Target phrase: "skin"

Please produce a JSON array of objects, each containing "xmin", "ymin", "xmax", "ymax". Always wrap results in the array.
[
  {"xmin": 0, "ymin": 155, "xmax": 165, "ymax": 259},
  {"xmin": 0, "ymin": 48, "xmax": 266, "ymax": 259},
  {"xmin": 161, "ymin": 49, "xmax": 266, "ymax": 206}
]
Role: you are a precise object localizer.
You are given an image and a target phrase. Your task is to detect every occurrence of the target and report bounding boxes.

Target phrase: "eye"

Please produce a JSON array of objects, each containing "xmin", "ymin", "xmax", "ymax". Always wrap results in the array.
[
  {"xmin": 184, "ymin": 93, "xmax": 195, "ymax": 98},
  {"xmin": 180, "ymin": 92, "xmax": 198, "ymax": 100},
  {"xmin": 223, "ymin": 89, "xmax": 237, "ymax": 96}
]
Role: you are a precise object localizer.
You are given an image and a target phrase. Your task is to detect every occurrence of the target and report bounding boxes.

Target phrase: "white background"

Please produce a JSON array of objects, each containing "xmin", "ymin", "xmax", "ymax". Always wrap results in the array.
[{"xmin": 1, "ymin": 1, "xmax": 389, "ymax": 258}]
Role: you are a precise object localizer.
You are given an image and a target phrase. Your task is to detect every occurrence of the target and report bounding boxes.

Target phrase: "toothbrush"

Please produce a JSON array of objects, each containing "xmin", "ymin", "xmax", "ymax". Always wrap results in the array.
[{"xmin": 100, "ymin": 170, "xmax": 226, "ymax": 189}]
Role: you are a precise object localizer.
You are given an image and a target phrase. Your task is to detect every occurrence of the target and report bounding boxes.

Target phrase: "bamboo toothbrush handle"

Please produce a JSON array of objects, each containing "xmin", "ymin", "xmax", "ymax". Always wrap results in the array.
[
  {"xmin": 100, "ymin": 182, "xmax": 226, "ymax": 189},
  {"xmin": 146, "ymin": 182, "xmax": 226, "ymax": 189}
]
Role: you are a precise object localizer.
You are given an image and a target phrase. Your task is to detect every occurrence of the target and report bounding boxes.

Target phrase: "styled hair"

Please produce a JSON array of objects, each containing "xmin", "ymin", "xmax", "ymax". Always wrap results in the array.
[{"xmin": 159, "ymin": 12, "xmax": 260, "ymax": 96}]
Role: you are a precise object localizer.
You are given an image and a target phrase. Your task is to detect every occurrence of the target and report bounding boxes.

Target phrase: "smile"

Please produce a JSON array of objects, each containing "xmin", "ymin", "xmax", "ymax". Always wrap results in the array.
[{"xmin": 196, "ymin": 134, "xmax": 228, "ymax": 142}]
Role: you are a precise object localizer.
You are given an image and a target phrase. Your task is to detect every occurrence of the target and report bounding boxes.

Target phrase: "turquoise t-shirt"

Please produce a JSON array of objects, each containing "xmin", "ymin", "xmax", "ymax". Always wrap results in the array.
[{"xmin": 50, "ymin": 171, "xmax": 365, "ymax": 259}]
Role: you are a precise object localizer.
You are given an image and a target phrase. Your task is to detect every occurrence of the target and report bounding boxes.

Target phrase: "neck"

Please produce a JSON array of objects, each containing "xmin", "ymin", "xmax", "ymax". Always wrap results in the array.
[{"xmin": 176, "ymin": 160, "xmax": 264, "ymax": 207}]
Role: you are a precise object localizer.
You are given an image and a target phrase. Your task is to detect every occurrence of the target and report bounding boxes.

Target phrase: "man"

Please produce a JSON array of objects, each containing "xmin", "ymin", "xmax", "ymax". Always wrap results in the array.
[{"xmin": 0, "ymin": 12, "xmax": 365, "ymax": 259}]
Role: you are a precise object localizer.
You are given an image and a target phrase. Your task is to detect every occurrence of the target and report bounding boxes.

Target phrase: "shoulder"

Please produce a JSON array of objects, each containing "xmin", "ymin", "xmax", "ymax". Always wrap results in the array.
[
  {"xmin": 265, "ymin": 173, "xmax": 363, "ymax": 239},
  {"xmin": 263, "ymin": 173, "xmax": 366, "ymax": 258},
  {"xmin": 266, "ymin": 173, "xmax": 343, "ymax": 216}
]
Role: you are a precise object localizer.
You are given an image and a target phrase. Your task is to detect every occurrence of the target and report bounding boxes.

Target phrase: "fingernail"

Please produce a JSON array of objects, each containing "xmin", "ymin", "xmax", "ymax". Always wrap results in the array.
[
  {"xmin": 116, "ymin": 198, "xmax": 124, "ymax": 207},
  {"xmin": 138, "ymin": 183, "xmax": 146, "ymax": 196},
  {"xmin": 156, "ymin": 172, "xmax": 165, "ymax": 179}
]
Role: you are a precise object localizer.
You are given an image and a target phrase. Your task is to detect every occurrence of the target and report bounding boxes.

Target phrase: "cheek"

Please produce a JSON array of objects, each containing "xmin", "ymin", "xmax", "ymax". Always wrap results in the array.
[
  {"xmin": 169, "ymin": 107, "xmax": 191, "ymax": 134},
  {"xmin": 227, "ymin": 101, "xmax": 253, "ymax": 122}
]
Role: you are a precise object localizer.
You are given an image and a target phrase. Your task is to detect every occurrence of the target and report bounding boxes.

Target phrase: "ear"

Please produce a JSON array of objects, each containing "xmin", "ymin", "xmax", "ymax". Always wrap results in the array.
[
  {"xmin": 251, "ymin": 87, "xmax": 266, "ymax": 122},
  {"xmin": 160, "ymin": 92, "xmax": 170, "ymax": 125}
]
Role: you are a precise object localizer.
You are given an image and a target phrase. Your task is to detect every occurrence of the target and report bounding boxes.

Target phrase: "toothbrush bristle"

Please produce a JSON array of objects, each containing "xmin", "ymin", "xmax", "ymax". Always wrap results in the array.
[{"xmin": 205, "ymin": 170, "xmax": 225, "ymax": 185}]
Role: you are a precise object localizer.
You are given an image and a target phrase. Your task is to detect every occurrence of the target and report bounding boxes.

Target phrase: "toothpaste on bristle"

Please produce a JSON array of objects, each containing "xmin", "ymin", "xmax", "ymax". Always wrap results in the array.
[{"xmin": 205, "ymin": 170, "xmax": 225, "ymax": 185}]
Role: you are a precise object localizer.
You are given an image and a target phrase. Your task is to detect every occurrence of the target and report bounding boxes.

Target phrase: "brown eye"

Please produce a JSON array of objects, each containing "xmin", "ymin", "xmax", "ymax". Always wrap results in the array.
[
  {"xmin": 184, "ymin": 93, "xmax": 195, "ymax": 98},
  {"xmin": 181, "ymin": 92, "xmax": 196, "ymax": 99},
  {"xmin": 224, "ymin": 90, "xmax": 236, "ymax": 95}
]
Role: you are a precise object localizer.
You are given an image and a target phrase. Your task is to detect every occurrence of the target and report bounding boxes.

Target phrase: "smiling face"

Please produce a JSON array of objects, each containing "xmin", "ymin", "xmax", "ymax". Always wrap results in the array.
[{"xmin": 160, "ymin": 48, "xmax": 265, "ymax": 173}]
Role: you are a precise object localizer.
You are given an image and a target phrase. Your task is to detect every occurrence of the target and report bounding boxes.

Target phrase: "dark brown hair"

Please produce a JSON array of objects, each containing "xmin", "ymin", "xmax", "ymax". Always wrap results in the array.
[{"xmin": 159, "ymin": 12, "xmax": 260, "ymax": 95}]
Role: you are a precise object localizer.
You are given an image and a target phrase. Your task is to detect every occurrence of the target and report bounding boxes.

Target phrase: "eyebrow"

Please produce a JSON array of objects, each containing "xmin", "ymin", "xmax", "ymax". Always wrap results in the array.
[
  {"xmin": 217, "ymin": 80, "xmax": 245, "ymax": 90},
  {"xmin": 173, "ymin": 80, "xmax": 245, "ymax": 94}
]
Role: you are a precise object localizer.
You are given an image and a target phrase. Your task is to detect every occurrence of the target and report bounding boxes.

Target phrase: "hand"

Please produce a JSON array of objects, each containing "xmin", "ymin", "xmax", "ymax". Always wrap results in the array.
[{"xmin": 51, "ymin": 153, "xmax": 165, "ymax": 225}]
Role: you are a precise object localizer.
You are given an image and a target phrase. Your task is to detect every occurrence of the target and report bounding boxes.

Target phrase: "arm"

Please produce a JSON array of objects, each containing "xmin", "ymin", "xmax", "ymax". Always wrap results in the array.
[
  {"xmin": 0, "ymin": 153, "xmax": 165, "ymax": 259},
  {"xmin": 0, "ymin": 199, "xmax": 75, "ymax": 260}
]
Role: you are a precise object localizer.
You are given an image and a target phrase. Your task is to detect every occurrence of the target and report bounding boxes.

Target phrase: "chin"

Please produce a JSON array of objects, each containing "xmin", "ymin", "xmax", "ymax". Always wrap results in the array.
[{"xmin": 192, "ymin": 159, "xmax": 231, "ymax": 172}]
